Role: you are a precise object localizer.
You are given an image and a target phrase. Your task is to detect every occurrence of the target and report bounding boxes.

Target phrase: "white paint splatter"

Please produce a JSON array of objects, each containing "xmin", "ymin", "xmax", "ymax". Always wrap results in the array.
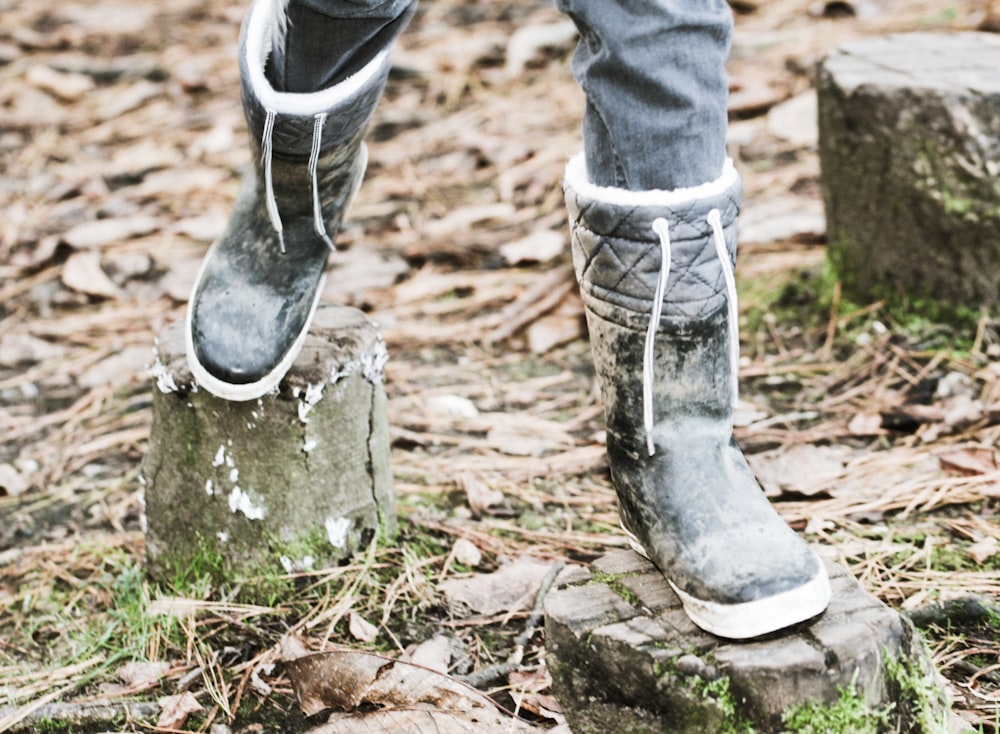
[
  {"xmin": 228, "ymin": 487, "xmax": 266, "ymax": 520},
  {"xmin": 148, "ymin": 358, "xmax": 179, "ymax": 393},
  {"xmin": 205, "ymin": 479, "xmax": 214, "ymax": 496},
  {"xmin": 212, "ymin": 445, "xmax": 226, "ymax": 467},
  {"xmin": 217, "ymin": 531, "xmax": 229, "ymax": 543},
  {"xmin": 302, "ymin": 437, "xmax": 318, "ymax": 453},
  {"xmin": 280, "ymin": 555, "xmax": 316, "ymax": 573},
  {"xmin": 229, "ymin": 467, "xmax": 239, "ymax": 483},
  {"xmin": 298, "ymin": 382, "xmax": 325, "ymax": 422},
  {"xmin": 325, "ymin": 516, "xmax": 352, "ymax": 549}
]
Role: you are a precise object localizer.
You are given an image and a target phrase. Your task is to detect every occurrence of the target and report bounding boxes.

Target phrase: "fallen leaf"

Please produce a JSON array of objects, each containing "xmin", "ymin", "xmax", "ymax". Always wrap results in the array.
[
  {"xmin": 0, "ymin": 332, "xmax": 68, "ymax": 367},
  {"xmin": 499, "ymin": 229, "xmax": 565, "ymax": 266},
  {"xmin": 452, "ymin": 538, "xmax": 482, "ymax": 568},
  {"xmin": 118, "ymin": 660, "xmax": 171, "ymax": 688},
  {"xmin": 348, "ymin": 611, "xmax": 379, "ymax": 643},
  {"xmin": 61, "ymin": 250, "xmax": 122, "ymax": 299},
  {"xmin": 285, "ymin": 650, "xmax": 487, "ymax": 716},
  {"xmin": 407, "ymin": 635, "xmax": 453, "ymax": 674},
  {"xmin": 480, "ymin": 413, "xmax": 575, "ymax": 457},
  {"xmin": 156, "ymin": 692, "xmax": 202, "ymax": 730},
  {"xmin": 969, "ymin": 536, "xmax": 999, "ymax": 565},
  {"xmin": 0, "ymin": 464, "xmax": 29, "ymax": 497},
  {"xmin": 746, "ymin": 444, "xmax": 850, "ymax": 497},
  {"xmin": 425, "ymin": 394, "xmax": 480, "ymax": 420},
  {"xmin": 847, "ymin": 411, "xmax": 886, "ymax": 436},
  {"xmin": 308, "ymin": 706, "xmax": 535, "ymax": 734},
  {"xmin": 939, "ymin": 447, "xmax": 998, "ymax": 477},
  {"xmin": 63, "ymin": 216, "xmax": 161, "ymax": 249},
  {"xmin": 766, "ymin": 91, "xmax": 818, "ymax": 148},
  {"xmin": 438, "ymin": 555, "xmax": 556, "ymax": 617},
  {"xmin": 504, "ymin": 20, "xmax": 577, "ymax": 77},
  {"xmin": 26, "ymin": 64, "xmax": 95, "ymax": 102},
  {"xmin": 457, "ymin": 473, "xmax": 505, "ymax": 514}
]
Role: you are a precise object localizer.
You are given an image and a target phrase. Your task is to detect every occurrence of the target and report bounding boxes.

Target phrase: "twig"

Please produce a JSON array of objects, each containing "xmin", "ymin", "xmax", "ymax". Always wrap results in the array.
[
  {"xmin": 907, "ymin": 595, "xmax": 1000, "ymax": 630},
  {"xmin": 0, "ymin": 701, "xmax": 161, "ymax": 733},
  {"xmin": 458, "ymin": 562, "xmax": 565, "ymax": 689}
]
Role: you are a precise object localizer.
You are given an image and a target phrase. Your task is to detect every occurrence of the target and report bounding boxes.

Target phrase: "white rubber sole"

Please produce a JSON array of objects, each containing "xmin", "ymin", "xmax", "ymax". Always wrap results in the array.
[{"xmin": 622, "ymin": 525, "xmax": 832, "ymax": 639}]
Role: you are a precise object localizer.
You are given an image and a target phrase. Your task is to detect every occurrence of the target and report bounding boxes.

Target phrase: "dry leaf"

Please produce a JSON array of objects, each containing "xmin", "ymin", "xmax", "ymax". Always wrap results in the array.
[
  {"xmin": 438, "ymin": 555, "xmax": 556, "ymax": 617},
  {"xmin": 0, "ymin": 332, "xmax": 67, "ymax": 367},
  {"xmin": 499, "ymin": 229, "xmax": 565, "ymax": 266},
  {"xmin": 0, "ymin": 464, "xmax": 29, "ymax": 497},
  {"xmin": 452, "ymin": 538, "xmax": 482, "ymax": 568},
  {"xmin": 348, "ymin": 611, "xmax": 379, "ymax": 643},
  {"xmin": 26, "ymin": 64, "xmax": 95, "ymax": 102},
  {"xmin": 308, "ymin": 706, "xmax": 535, "ymax": 734},
  {"xmin": 766, "ymin": 91, "xmax": 818, "ymax": 148},
  {"xmin": 407, "ymin": 635, "xmax": 453, "ymax": 674},
  {"xmin": 746, "ymin": 444, "xmax": 850, "ymax": 497},
  {"xmin": 61, "ymin": 250, "xmax": 122, "ymax": 299},
  {"xmin": 118, "ymin": 660, "xmax": 171, "ymax": 688},
  {"xmin": 482, "ymin": 413, "xmax": 575, "ymax": 457},
  {"xmin": 285, "ymin": 650, "xmax": 488, "ymax": 716},
  {"xmin": 63, "ymin": 216, "xmax": 160, "ymax": 249},
  {"xmin": 969, "ymin": 536, "xmax": 999, "ymax": 565},
  {"xmin": 156, "ymin": 692, "xmax": 203, "ymax": 730},
  {"xmin": 847, "ymin": 411, "xmax": 886, "ymax": 436},
  {"xmin": 457, "ymin": 473, "xmax": 505, "ymax": 514},
  {"xmin": 939, "ymin": 447, "xmax": 999, "ymax": 477}
]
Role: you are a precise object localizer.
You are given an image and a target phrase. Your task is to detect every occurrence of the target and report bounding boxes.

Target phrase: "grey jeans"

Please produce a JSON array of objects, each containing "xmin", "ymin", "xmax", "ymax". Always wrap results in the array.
[{"xmin": 269, "ymin": 0, "xmax": 731, "ymax": 191}]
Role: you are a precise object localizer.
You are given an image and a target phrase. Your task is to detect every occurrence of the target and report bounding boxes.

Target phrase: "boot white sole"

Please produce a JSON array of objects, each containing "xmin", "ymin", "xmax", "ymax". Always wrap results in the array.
[{"xmin": 622, "ymin": 525, "xmax": 832, "ymax": 640}]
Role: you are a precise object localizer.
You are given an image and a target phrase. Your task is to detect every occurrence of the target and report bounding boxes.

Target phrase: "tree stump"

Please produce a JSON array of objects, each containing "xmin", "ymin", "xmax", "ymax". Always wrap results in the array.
[
  {"xmin": 544, "ymin": 550, "xmax": 952, "ymax": 734},
  {"xmin": 817, "ymin": 32, "xmax": 1000, "ymax": 313},
  {"xmin": 141, "ymin": 305, "xmax": 395, "ymax": 596}
]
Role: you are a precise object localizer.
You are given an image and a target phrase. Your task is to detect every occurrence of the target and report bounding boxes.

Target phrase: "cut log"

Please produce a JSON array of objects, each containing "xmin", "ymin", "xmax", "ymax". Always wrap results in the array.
[
  {"xmin": 544, "ymin": 550, "xmax": 952, "ymax": 733},
  {"xmin": 817, "ymin": 32, "xmax": 1000, "ymax": 312},
  {"xmin": 141, "ymin": 306, "xmax": 395, "ymax": 596}
]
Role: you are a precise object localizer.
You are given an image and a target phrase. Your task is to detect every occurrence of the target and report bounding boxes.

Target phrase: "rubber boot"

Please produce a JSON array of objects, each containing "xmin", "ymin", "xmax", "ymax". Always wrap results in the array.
[
  {"xmin": 185, "ymin": 0, "xmax": 392, "ymax": 400},
  {"xmin": 563, "ymin": 153, "xmax": 831, "ymax": 639}
]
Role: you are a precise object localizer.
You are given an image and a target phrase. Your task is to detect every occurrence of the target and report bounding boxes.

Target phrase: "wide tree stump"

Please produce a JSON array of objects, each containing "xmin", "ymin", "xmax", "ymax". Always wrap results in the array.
[
  {"xmin": 141, "ymin": 305, "xmax": 395, "ymax": 595},
  {"xmin": 545, "ymin": 550, "xmax": 951, "ymax": 733},
  {"xmin": 817, "ymin": 32, "xmax": 1000, "ymax": 312}
]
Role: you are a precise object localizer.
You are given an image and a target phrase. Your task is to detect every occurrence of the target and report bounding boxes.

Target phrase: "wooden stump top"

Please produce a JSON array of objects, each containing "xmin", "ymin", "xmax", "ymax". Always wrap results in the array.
[{"xmin": 544, "ymin": 550, "xmax": 951, "ymax": 733}]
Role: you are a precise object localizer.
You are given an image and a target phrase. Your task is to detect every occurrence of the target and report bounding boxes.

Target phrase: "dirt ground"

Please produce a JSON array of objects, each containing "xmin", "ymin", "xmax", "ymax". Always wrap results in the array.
[{"xmin": 1, "ymin": 0, "xmax": 1000, "ymax": 731}]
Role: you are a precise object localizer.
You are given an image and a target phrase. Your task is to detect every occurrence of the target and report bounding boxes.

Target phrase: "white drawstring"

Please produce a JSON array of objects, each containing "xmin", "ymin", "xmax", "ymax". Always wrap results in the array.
[
  {"xmin": 261, "ymin": 108, "xmax": 286, "ymax": 253},
  {"xmin": 643, "ymin": 209, "xmax": 739, "ymax": 457},
  {"xmin": 707, "ymin": 208, "xmax": 740, "ymax": 408},
  {"xmin": 645, "ymin": 217, "xmax": 672, "ymax": 456},
  {"xmin": 309, "ymin": 113, "xmax": 335, "ymax": 252}
]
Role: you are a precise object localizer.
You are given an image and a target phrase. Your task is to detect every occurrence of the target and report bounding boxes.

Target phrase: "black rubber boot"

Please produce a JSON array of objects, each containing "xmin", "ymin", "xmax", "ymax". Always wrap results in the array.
[
  {"xmin": 564, "ymin": 154, "xmax": 831, "ymax": 639},
  {"xmin": 185, "ymin": 0, "xmax": 392, "ymax": 400}
]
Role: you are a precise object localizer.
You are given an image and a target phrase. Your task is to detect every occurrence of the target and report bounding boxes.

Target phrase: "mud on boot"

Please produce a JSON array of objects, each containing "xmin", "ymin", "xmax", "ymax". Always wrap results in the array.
[
  {"xmin": 186, "ymin": 0, "xmax": 392, "ymax": 401},
  {"xmin": 563, "ymin": 153, "xmax": 831, "ymax": 639}
]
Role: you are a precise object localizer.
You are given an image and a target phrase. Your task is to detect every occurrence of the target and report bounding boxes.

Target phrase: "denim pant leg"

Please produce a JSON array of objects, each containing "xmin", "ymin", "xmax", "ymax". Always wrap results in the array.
[
  {"xmin": 267, "ymin": 0, "xmax": 417, "ymax": 93},
  {"xmin": 556, "ymin": 0, "xmax": 732, "ymax": 191}
]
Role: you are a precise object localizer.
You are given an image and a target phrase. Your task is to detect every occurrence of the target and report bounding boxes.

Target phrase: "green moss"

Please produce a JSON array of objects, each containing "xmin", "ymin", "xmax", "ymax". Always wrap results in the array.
[
  {"xmin": 589, "ymin": 569, "xmax": 642, "ymax": 606},
  {"xmin": 782, "ymin": 676, "xmax": 891, "ymax": 734},
  {"xmin": 883, "ymin": 647, "xmax": 953, "ymax": 733}
]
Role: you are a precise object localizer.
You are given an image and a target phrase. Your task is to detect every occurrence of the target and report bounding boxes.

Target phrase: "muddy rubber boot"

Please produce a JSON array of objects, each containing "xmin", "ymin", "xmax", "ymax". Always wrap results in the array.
[
  {"xmin": 185, "ymin": 0, "xmax": 392, "ymax": 400},
  {"xmin": 564, "ymin": 154, "xmax": 831, "ymax": 639}
]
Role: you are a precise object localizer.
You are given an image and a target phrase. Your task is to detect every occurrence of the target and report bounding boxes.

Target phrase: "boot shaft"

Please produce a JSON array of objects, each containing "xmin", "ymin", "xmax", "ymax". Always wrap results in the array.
[{"xmin": 563, "ymin": 154, "xmax": 743, "ymax": 456}]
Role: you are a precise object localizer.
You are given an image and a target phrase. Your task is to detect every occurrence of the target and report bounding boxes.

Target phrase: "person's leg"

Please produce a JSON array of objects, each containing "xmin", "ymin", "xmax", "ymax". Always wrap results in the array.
[
  {"xmin": 556, "ymin": 0, "xmax": 730, "ymax": 190},
  {"xmin": 558, "ymin": 0, "xmax": 831, "ymax": 638},
  {"xmin": 268, "ymin": 0, "xmax": 415, "ymax": 93},
  {"xmin": 186, "ymin": 0, "xmax": 415, "ymax": 400}
]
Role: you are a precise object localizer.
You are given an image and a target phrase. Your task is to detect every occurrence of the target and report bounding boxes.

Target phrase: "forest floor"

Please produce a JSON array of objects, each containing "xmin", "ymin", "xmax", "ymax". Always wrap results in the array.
[{"xmin": 1, "ymin": 0, "xmax": 1000, "ymax": 731}]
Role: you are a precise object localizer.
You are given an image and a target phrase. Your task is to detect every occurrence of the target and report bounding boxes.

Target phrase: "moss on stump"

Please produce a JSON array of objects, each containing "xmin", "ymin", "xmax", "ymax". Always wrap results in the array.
[
  {"xmin": 817, "ymin": 32, "xmax": 1000, "ymax": 316},
  {"xmin": 140, "ymin": 306, "xmax": 395, "ymax": 600}
]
